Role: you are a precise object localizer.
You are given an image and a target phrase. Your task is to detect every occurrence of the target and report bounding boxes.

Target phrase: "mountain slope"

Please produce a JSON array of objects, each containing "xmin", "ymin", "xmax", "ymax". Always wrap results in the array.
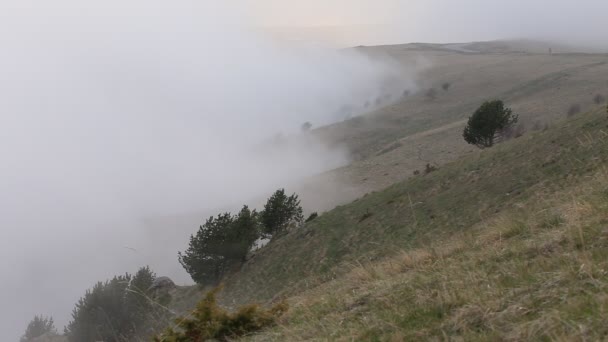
[
  {"xmin": 205, "ymin": 107, "xmax": 608, "ymax": 340},
  {"xmin": 304, "ymin": 41, "xmax": 608, "ymax": 211}
]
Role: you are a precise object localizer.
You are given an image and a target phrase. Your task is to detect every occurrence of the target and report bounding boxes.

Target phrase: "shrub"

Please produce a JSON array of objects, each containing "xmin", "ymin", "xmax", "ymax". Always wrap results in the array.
[
  {"xmin": 593, "ymin": 94, "xmax": 606, "ymax": 104},
  {"xmin": 424, "ymin": 163, "xmax": 437, "ymax": 174},
  {"xmin": 442, "ymin": 82, "xmax": 451, "ymax": 91},
  {"xmin": 260, "ymin": 189, "xmax": 304, "ymax": 238},
  {"xmin": 305, "ymin": 212, "xmax": 318, "ymax": 223},
  {"xmin": 154, "ymin": 288, "xmax": 287, "ymax": 342},
  {"xmin": 567, "ymin": 104, "xmax": 581, "ymax": 117},
  {"xmin": 413, "ymin": 170, "xmax": 421, "ymax": 176},
  {"xmin": 21, "ymin": 315, "xmax": 56, "ymax": 342},
  {"xmin": 463, "ymin": 100, "xmax": 518, "ymax": 148}
]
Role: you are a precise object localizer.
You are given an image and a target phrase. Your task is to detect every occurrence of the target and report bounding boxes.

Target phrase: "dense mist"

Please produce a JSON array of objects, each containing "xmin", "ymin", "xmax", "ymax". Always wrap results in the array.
[{"xmin": 0, "ymin": 1, "xmax": 416, "ymax": 340}]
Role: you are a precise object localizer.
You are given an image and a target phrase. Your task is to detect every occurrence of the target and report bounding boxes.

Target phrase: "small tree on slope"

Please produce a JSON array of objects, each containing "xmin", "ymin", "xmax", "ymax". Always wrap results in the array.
[
  {"xmin": 260, "ymin": 189, "xmax": 304, "ymax": 238},
  {"xmin": 179, "ymin": 207, "xmax": 260, "ymax": 285},
  {"xmin": 463, "ymin": 100, "xmax": 518, "ymax": 148}
]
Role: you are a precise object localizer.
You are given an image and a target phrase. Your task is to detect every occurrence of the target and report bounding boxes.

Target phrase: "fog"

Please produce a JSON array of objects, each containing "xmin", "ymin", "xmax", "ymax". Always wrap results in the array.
[
  {"xmin": 0, "ymin": 1, "xmax": 418, "ymax": 340},
  {"xmin": 3, "ymin": 0, "xmax": 608, "ymax": 340}
]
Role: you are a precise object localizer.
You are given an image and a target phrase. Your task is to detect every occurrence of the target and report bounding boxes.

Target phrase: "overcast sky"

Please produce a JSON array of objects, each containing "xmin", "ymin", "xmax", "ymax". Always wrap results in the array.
[
  {"xmin": 1, "ymin": 0, "xmax": 607, "ymax": 340},
  {"xmin": 249, "ymin": 0, "xmax": 608, "ymax": 48}
]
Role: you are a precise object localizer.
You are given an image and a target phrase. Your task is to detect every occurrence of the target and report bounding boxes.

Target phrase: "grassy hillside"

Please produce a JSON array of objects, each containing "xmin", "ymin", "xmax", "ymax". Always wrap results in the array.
[
  {"xmin": 307, "ymin": 41, "xmax": 608, "ymax": 208},
  {"xmin": 199, "ymin": 107, "xmax": 608, "ymax": 340}
]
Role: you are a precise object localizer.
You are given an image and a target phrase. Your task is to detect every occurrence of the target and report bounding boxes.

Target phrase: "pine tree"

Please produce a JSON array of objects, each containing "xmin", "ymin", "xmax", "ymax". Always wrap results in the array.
[
  {"xmin": 463, "ymin": 100, "xmax": 518, "ymax": 148},
  {"xmin": 179, "ymin": 208, "xmax": 260, "ymax": 285},
  {"xmin": 179, "ymin": 213, "xmax": 233, "ymax": 285},
  {"xmin": 20, "ymin": 315, "xmax": 56, "ymax": 342},
  {"xmin": 125, "ymin": 266, "xmax": 157, "ymax": 336},
  {"xmin": 260, "ymin": 189, "xmax": 304, "ymax": 237}
]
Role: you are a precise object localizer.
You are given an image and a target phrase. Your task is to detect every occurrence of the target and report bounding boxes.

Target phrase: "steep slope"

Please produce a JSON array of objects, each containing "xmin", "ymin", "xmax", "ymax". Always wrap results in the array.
[{"xmin": 207, "ymin": 107, "xmax": 608, "ymax": 340}]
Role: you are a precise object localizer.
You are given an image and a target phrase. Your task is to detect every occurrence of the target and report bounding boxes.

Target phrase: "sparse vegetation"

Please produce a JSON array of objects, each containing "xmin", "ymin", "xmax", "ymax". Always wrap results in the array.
[
  {"xmin": 593, "ymin": 94, "xmax": 606, "ymax": 104},
  {"xmin": 230, "ymin": 107, "xmax": 608, "ymax": 341},
  {"xmin": 463, "ymin": 100, "xmax": 518, "ymax": 148},
  {"xmin": 155, "ymin": 288, "xmax": 287, "ymax": 342},
  {"xmin": 20, "ymin": 315, "xmax": 56, "ymax": 342}
]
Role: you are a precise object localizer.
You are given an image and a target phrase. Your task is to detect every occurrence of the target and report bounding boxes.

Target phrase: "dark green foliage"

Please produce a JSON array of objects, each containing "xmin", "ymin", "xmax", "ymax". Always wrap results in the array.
[
  {"xmin": 463, "ymin": 100, "xmax": 518, "ymax": 148},
  {"xmin": 65, "ymin": 275, "xmax": 132, "ymax": 342},
  {"xmin": 65, "ymin": 266, "xmax": 158, "ymax": 342},
  {"xmin": 125, "ymin": 266, "xmax": 159, "ymax": 336},
  {"xmin": 20, "ymin": 315, "xmax": 56, "ymax": 342},
  {"xmin": 260, "ymin": 189, "xmax": 304, "ymax": 237},
  {"xmin": 154, "ymin": 288, "xmax": 287, "ymax": 342},
  {"xmin": 305, "ymin": 212, "xmax": 319, "ymax": 223},
  {"xmin": 179, "ymin": 206, "xmax": 260, "ymax": 285},
  {"xmin": 226, "ymin": 206, "xmax": 261, "ymax": 261}
]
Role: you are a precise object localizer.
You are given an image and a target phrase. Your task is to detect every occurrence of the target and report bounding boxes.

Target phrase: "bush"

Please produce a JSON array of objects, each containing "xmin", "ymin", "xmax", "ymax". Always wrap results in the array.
[
  {"xmin": 424, "ymin": 163, "xmax": 437, "ymax": 174},
  {"xmin": 260, "ymin": 189, "xmax": 304, "ymax": 238},
  {"xmin": 463, "ymin": 100, "xmax": 518, "ymax": 148},
  {"xmin": 179, "ymin": 207, "xmax": 259, "ymax": 285},
  {"xmin": 155, "ymin": 288, "xmax": 287, "ymax": 342},
  {"xmin": 65, "ymin": 266, "xmax": 160, "ymax": 342},
  {"xmin": 442, "ymin": 82, "xmax": 451, "ymax": 91},
  {"xmin": 359, "ymin": 210, "xmax": 373, "ymax": 222},
  {"xmin": 21, "ymin": 315, "xmax": 56, "ymax": 342},
  {"xmin": 567, "ymin": 104, "xmax": 581, "ymax": 117},
  {"xmin": 593, "ymin": 94, "xmax": 606, "ymax": 104},
  {"xmin": 305, "ymin": 212, "xmax": 318, "ymax": 223}
]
